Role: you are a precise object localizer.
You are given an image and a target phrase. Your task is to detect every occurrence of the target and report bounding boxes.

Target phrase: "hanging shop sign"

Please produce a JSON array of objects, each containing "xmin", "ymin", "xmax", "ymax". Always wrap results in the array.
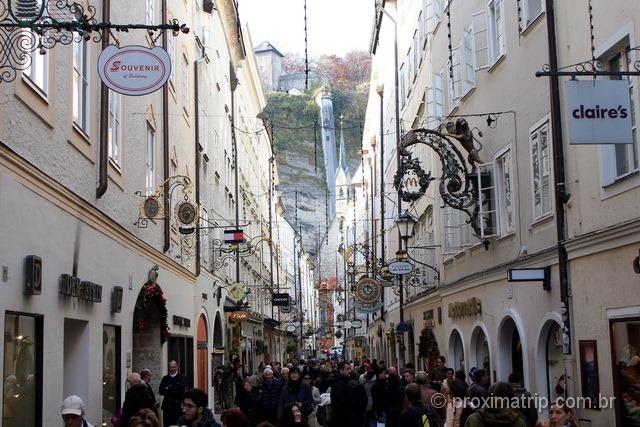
[
  {"xmin": 350, "ymin": 319, "xmax": 363, "ymax": 329},
  {"xmin": 272, "ymin": 293, "xmax": 291, "ymax": 306},
  {"xmin": 59, "ymin": 274, "xmax": 103, "ymax": 302},
  {"xmin": 388, "ymin": 260, "xmax": 414, "ymax": 275},
  {"xmin": 286, "ymin": 325, "xmax": 297, "ymax": 333},
  {"xmin": 396, "ymin": 322, "xmax": 410, "ymax": 333},
  {"xmin": 355, "ymin": 301, "xmax": 384, "ymax": 313},
  {"xmin": 227, "ymin": 282, "xmax": 246, "ymax": 301},
  {"xmin": 173, "ymin": 315, "xmax": 191, "ymax": 328},
  {"xmin": 228, "ymin": 311, "xmax": 249, "ymax": 323},
  {"xmin": 98, "ymin": 45, "xmax": 172, "ymax": 96},
  {"xmin": 566, "ymin": 80, "xmax": 633, "ymax": 145},
  {"xmin": 224, "ymin": 229, "xmax": 245, "ymax": 244},
  {"xmin": 355, "ymin": 278, "xmax": 381, "ymax": 304},
  {"xmin": 393, "ymin": 153, "xmax": 434, "ymax": 202},
  {"xmin": 448, "ymin": 297, "xmax": 482, "ymax": 318}
]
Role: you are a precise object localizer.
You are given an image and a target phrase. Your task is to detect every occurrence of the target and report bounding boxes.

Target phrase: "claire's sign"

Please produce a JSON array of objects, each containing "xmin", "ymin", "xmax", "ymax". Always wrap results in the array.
[
  {"xmin": 98, "ymin": 45, "xmax": 171, "ymax": 96},
  {"xmin": 566, "ymin": 80, "xmax": 633, "ymax": 145}
]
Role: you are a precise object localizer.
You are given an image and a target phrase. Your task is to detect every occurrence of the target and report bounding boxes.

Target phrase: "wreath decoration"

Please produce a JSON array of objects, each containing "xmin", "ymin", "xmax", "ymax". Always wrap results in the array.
[
  {"xmin": 255, "ymin": 339, "xmax": 266, "ymax": 355},
  {"xmin": 134, "ymin": 282, "xmax": 170, "ymax": 344}
]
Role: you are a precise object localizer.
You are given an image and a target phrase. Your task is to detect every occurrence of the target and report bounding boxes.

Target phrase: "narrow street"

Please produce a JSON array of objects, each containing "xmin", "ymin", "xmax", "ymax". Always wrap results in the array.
[{"xmin": 0, "ymin": 0, "xmax": 639, "ymax": 427}]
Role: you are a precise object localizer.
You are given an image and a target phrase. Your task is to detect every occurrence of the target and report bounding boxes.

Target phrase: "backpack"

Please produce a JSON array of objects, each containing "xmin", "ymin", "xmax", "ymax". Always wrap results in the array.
[{"xmin": 408, "ymin": 405, "xmax": 444, "ymax": 427}]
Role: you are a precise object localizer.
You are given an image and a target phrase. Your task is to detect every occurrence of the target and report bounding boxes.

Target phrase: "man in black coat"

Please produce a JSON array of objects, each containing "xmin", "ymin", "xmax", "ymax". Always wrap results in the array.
[
  {"xmin": 259, "ymin": 368, "xmax": 283, "ymax": 424},
  {"xmin": 399, "ymin": 384, "xmax": 441, "ymax": 427},
  {"xmin": 159, "ymin": 360, "xmax": 187, "ymax": 427},
  {"xmin": 329, "ymin": 361, "xmax": 367, "ymax": 427},
  {"xmin": 122, "ymin": 372, "xmax": 155, "ymax": 427}
]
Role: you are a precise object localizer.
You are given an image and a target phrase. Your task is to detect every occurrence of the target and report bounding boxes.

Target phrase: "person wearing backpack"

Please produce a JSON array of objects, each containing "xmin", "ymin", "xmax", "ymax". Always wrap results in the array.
[
  {"xmin": 464, "ymin": 382, "xmax": 527, "ymax": 427},
  {"xmin": 399, "ymin": 384, "xmax": 443, "ymax": 427}
]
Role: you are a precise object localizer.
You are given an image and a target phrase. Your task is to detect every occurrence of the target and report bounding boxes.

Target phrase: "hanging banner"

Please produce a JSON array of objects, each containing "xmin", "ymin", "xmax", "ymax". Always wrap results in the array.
[
  {"xmin": 98, "ymin": 45, "xmax": 171, "ymax": 96},
  {"xmin": 566, "ymin": 80, "xmax": 633, "ymax": 145},
  {"xmin": 271, "ymin": 293, "xmax": 291, "ymax": 307},
  {"xmin": 355, "ymin": 278, "xmax": 381, "ymax": 304}
]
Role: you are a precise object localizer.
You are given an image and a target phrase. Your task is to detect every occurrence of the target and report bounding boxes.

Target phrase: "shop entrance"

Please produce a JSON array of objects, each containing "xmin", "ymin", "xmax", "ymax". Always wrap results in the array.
[
  {"xmin": 449, "ymin": 329, "xmax": 465, "ymax": 371},
  {"xmin": 197, "ymin": 315, "xmax": 208, "ymax": 391},
  {"xmin": 63, "ymin": 319, "xmax": 89, "ymax": 404},
  {"xmin": 498, "ymin": 316, "xmax": 524, "ymax": 381},
  {"xmin": 168, "ymin": 336, "xmax": 194, "ymax": 389},
  {"xmin": 132, "ymin": 283, "xmax": 165, "ymax": 393},
  {"xmin": 471, "ymin": 326, "xmax": 490, "ymax": 372}
]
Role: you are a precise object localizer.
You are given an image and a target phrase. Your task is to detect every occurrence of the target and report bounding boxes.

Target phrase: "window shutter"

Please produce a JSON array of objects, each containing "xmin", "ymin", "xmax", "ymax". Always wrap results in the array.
[
  {"xmin": 451, "ymin": 45, "xmax": 462, "ymax": 100},
  {"xmin": 462, "ymin": 30, "xmax": 476, "ymax": 94},
  {"xmin": 472, "ymin": 10, "xmax": 489, "ymax": 69},
  {"xmin": 475, "ymin": 162, "xmax": 498, "ymax": 238},
  {"xmin": 426, "ymin": 85, "xmax": 435, "ymax": 129},
  {"xmin": 434, "ymin": 72, "xmax": 444, "ymax": 119}
]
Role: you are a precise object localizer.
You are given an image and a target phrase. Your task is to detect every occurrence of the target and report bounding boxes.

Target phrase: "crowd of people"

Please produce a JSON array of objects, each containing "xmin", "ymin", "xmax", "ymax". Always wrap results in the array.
[{"xmin": 59, "ymin": 356, "xmax": 583, "ymax": 427}]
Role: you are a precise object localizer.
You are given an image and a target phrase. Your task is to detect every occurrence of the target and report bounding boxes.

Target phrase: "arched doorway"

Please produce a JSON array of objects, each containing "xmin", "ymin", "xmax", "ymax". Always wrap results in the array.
[
  {"xmin": 498, "ymin": 316, "xmax": 524, "ymax": 382},
  {"xmin": 536, "ymin": 319, "xmax": 563, "ymax": 402},
  {"xmin": 197, "ymin": 314, "xmax": 209, "ymax": 391},
  {"xmin": 470, "ymin": 326, "xmax": 491, "ymax": 372},
  {"xmin": 449, "ymin": 329, "xmax": 465, "ymax": 371},
  {"xmin": 132, "ymin": 281, "xmax": 168, "ymax": 394}
]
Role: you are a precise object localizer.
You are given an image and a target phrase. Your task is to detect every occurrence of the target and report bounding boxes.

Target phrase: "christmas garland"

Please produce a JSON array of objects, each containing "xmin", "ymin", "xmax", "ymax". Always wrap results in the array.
[
  {"xmin": 134, "ymin": 282, "xmax": 170, "ymax": 344},
  {"xmin": 255, "ymin": 339, "xmax": 265, "ymax": 355}
]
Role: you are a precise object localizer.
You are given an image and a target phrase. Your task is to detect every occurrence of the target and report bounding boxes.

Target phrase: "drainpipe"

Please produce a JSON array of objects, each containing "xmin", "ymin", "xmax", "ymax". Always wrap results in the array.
[
  {"xmin": 96, "ymin": 0, "xmax": 110, "ymax": 199},
  {"xmin": 194, "ymin": 45, "xmax": 207, "ymax": 276},
  {"xmin": 377, "ymin": 85, "xmax": 385, "ymax": 322},
  {"xmin": 230, "ymin": 62, "xmax": 240, "ymax": 283},
  {"xmin": 544, "ymin": 0, "xmax": 574, "ymax": 397},
  {"xmin": 162, "ymin": 0, "xmax": 170, "ymax": 253}
]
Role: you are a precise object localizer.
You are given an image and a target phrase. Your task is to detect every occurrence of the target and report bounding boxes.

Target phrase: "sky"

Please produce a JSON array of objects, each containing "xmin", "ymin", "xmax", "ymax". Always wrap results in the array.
[{"xmin": 239, "ymin": 0, "xmax": 375, "ymax": 57}]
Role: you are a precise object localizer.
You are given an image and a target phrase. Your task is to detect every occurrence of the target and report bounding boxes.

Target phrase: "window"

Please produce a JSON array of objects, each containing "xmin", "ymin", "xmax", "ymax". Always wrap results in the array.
[
  {"xmin": 182, "ymin": 54, "xmax": 189, "ymax": 112},
  {"xmin": 73, "ymin": 38, "xmax": 89, "ymax": 132},
  {"xmin": 521, "ymin": 0, "xmax": 543, "ymax": 29},
  {"xmin": 426, "ymin": 0, "xmax": 445, "ymax": 34},
  {"xmin": 407, "ymin": 49, "xmax": 414, "ymax": 91},
  {"xmin": 472, "ymin": 10, "xmax": 490, "ymax": 69},
  {"xmin": 603, "ymin": 46, "xmax": 638, "ymax": 182},
  {"xmin": 495, "ymin": 148, "xmax": 514, "ymax": 234},
  {"xmin": 399, "ymin": 63, "xmax": 406, "ymax": 105},
  {"xmin": 146, "ymin": 123, "xmax": 155, "ymax": 195},
  {"xmin": 102, "ymin": 326, "xmax": 120, "ymax": 427},
  {"xmin": 476, "ymin": 163, "xmax": 498, "ymax": 238},
  {"xmin": 447, "ymin": 47, "xmax": 460, "ymax": 110},
  {"xmin": 413, "ymin": 30, "xmax": 420, "ymax": 71},
  {"xmin": 530, "ymin": 120, "xmax": 552, "ymax": 219},
  {"xmin": 3, "ymin": 312, "xmax": 43, "ymax": 427},
  {"xmin": 201, "ymin": 206, "xmax": 209, "ymax": 265},
  {"xmin": 167, "ymin": 33, "xmax": 176, "ymax": 87},
  {"xmin": 444, "ymin": 205, "xmax": 471, "ymax": 253},
  {"xmin": 108, "ymin": 91, "xmax": 121, "ymax": 166},
  {"xmin": 418, "ymin": 10, "xmax": 427, "ymax": 49},
  {"xmin": 611, "ymin": 318, "xmax": 640, "ymax": 423},
  {"xmin": 426, "ymin": 72, "xmax": 444, "ymax": 129},
  {"xmin": 488, "ymin": 0, "xmax": 505, "ymax": 64},
  {"xmin": 146, "ymin": 0, "xmax": 154, "ymax": 26},
  {"xmin": 24, "ymin": 39, "xmax": 48, "ymax": 94},
  {"xmin": 461, "ymin": 29, "xmax": 476, "ymax": 95}
]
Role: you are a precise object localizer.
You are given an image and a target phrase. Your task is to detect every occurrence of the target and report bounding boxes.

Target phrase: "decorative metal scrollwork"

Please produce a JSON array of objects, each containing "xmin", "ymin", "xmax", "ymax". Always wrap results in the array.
[
  {"xmin": 0, "ymin": 0, "xmax": 189, "ymax": 83},
  {"xmin": 212, "ymin": 235, "xmax": 271, "ymax": 271},
  {"xmin": 398, "ymin": 128, "xmax": 483, "ymax": 240},
  {"xmin": 536, "ymin": 46, "xmax": 640, "ymax": 77},
  {"xmin": 393, "ymin": 152, "xmax": 434, "ymax": 203}
]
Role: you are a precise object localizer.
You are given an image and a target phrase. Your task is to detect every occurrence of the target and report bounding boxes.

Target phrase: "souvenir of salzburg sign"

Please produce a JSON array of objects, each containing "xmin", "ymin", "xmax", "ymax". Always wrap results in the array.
[
  {"xmin": 566, "ymin": 80, "xmax": 633, "ymax": 145},
  {"xmin": 227, "ymin": 282, "xmax": 246, "ymax": 301},
  {"xmin": 98, "ymin": 45, "xmax": 172, "ymax": 96},
  {"xmin": 355, "ymin": 278, "xmax": 381, "ymax": 304}
]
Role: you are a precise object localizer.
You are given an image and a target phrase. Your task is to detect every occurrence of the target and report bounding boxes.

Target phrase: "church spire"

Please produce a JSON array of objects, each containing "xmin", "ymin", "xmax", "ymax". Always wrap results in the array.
[{"xmin": 338, "ymin": 115, "xmax": 349, "ymax": 175}]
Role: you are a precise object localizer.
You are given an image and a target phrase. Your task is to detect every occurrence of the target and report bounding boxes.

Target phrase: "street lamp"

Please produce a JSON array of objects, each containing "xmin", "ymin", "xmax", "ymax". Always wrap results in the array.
[{"xmin": 395, "ymin": 211, "xmax": 417, "ymax": 242}]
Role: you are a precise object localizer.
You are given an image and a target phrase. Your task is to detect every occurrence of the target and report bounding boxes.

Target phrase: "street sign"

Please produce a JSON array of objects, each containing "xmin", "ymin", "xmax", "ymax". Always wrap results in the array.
[
  {"xmin": 396, "ymin": 322, "xmax": 410, "ymax": 333},
  {"xmin": 566, "ymin": 80, "xmax": 633, "ymax": 145},
  {"xmin": 388, "ymin": 260, "xmax": 414, "ymax": 275},
  {"xmin": 280, "ymin": 302, "xmax": 292, "ymax": 313},
  {"xmin": 224, "ymin": 229, "xmax": 245, "ymax": 244},
  {"xmin": 271, "ymin": 293, "xmax": 291, "ymax": 306},
  {"xmin": 98, "ymin": 45, "xmax": 171, "ymax": 96},
  {"xmin": 507, "ymin": 267, "xmax": 551, "ymax": 291},
  {"xmin": 286, "ymin": 325, "xmax": 297, "ymax": 333},
  {"xmin": 350, "ymin": 319, "xmax": 363, "ymax": 329}
]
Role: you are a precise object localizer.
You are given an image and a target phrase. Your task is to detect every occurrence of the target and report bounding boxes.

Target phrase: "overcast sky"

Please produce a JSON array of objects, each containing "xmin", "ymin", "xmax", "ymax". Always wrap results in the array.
[{"xmin": 239, "ymin": 0, "xmax": 375, "ymax": 57}]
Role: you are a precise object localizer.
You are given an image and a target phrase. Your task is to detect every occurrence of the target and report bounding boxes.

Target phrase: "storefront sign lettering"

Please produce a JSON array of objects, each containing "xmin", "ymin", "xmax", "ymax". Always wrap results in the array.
[
  {"xmin": 448, "ymin": 297, "xmax": 481, "ymax": 318},
  {"xmin": 98, "ymin": 45, "xmax": 171, "ymax": 96},
  {"xmin": 59, "ymin": 274, "xmax": 102, "ymax": 302},
  {"xmin": 173, "ymin": 315, "xmax": 191, "ymax": 327}
]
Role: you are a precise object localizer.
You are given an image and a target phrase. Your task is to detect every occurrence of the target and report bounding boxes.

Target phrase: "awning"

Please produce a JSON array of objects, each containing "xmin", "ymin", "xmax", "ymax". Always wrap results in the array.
[{"xmin": 264, "ymin": 318, "xmax": 280, "ymax": 328}]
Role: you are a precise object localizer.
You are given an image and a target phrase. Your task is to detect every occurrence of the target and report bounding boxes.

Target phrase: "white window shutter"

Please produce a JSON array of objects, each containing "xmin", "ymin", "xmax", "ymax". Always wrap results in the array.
[
  {"xmin": 435, "ymin": 72, "xmax": 444, "ymax": 119},
  {"xmin": 462, "ymin": 30, "xmax": 476, "ymax": 94},
  {"xmin": 426, "ymin": 0, "xmax": 436, "ymax": 33},
  {"xmin": 426, "ymin": 85, "xmax": 435, "ymax": 129},
  {"xmin": 472, "ymin": 10, "xmax": 489, "ymax": 69},
  {"xmin": 452, "ymin": 45, "xmax": 462, "ymax": 99}
]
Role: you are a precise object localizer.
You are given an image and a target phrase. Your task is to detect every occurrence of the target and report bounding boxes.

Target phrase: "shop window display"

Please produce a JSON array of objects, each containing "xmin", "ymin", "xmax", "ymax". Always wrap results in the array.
[
  {"xmin": 611, "ymin": 319, "xmax": 640, "ymax": 426},
  {"xmin": 3, "ymin": 312, "xmax": 42, "ymax": 427}
]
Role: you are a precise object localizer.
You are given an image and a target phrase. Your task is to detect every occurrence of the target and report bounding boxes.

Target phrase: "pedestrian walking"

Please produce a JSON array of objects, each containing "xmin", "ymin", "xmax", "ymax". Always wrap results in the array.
[
  {"xmin": 159, "ymin": 360, "xmax": 187, "ymax": 427},
  {"xmin": 235, "ymin": 376, "xmax": 262, "ymax": 426},
  {"xmin": 415, "ymin": 371, "xmax": 445, "ymax": 420},
  {"xmin": 127, "ymin": 408, "xmax": 160, "ymax": 427},
  {"xmin": 177, "ymin": 388, "xmax": 221, "ymax": 427},
  {"xmin": 464, "ymin": 382, "xmax": 527, "ymax": 427},
  {"xmin": 278, "ymin": 367, "xmax": 313, "ymax": 419},
  {"xmin": 279, "ymin": 402, "xmax": 310, "ymax": 427},
  {"xmin": 258, "ymin": 368, "xmax": 283, "ymax": 424},
  {"xmin": 371, "ymin": 369, "xmax": 389, "ymax": 426},
  {"xmin": 386, "ymin": 372, "xmax": 405, "ymax": 427},
  {"xmin": 509, "ymin": 372, "xmax": 538, "ymax": 427},
  {"xmin": 535, "ymin": 399, "xmax": 580, "ymax": 427},
  {"xmin": 221, "ymin": 407, "xmax": 249, "ymax": 427},
  {"xmin": 401, "ymin": 369, "xmax": 415, "ymax": 387},
  {"xmin": 302, "ymin": 373, "xmax": 322, "ymax": 426},
  {"xmin": 444, "ymin": 379, "xmax": 470, "ymax": 427},
  {"xmin": 329, "ymin": 361, "xmax": 365, "ymax": 427},
  {"xmin": 398, "ymin": 384, "xmax": 442, "ymax": 427},
  {"xmin": 61, "ymin": 395, "xmax": 95, "ymax": 427},
  {"xmin": 121, "ymin": 373, "xmax": 155, "ymax": 427},
  {"xmin": 468, "ymin": 369, "xmax": 490, "ymax": 400},
  {"xmin": 362, "ymin": 370, "xmax": 377, "ymax": 427},
  {"xmin": 140, "ymin": 369, "xmax": 159, "ymax": 414}
]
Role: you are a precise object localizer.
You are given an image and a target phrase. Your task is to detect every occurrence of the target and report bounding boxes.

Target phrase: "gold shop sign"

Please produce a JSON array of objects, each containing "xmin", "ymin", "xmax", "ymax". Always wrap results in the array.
[{"xmin": 448, "ymin": 297, "xmax": 482, "ymax": 318}]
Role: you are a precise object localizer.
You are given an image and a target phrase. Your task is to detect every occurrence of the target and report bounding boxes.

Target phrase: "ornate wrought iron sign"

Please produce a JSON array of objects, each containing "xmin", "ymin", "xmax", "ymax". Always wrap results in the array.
[
  {"xmin": 396, "ymin": 126, "xmax": 484, "ymax": 242},
  {"xmin": 98, "ymin": 45, "xmax": 172, "ymax": 96},
  {"xmin": 393, "ymin": 153, "xmax": 433, "ymax": 202},
  {"xmin": 0, "ymin": 0, "xmax": 189, "ymax": 84},
  {"xmin": 354, "ymin": 277, "xmax": 381, "ymax": 304}
]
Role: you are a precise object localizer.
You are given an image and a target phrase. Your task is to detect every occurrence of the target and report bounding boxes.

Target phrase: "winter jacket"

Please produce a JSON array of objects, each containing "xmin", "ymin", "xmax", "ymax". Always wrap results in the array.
[
  {"xmin": 363, "ymin": 377, "xmax": 377, "ymax": 411},
  {"xmin": 371, "ymin": 378, "xmax": 389, "ymax": 414},
  {"xmin": 463, "ymin": 407, "xmax": 527, "ymax": 427},
  {"xmin": 260, "ymin": 378, "xmax": 283, "ymax": 409},
  {"xmin": 235, "ymin": 385, "xmax": 262, "ymax": 425},
  {"xmin": 177, "ymin": 408, "xmax": 222, "ymax": 427},
  {"xmin": 399, "ymin": 401, "xmax": 442, "ymax": 427},
  {"xmin": 511, "ymin": 385, "xmax": 538, "ymax": 427},
  {"xmin": 468, "ymin": 382, "xmax": 489, "ymax": 400},
  {"xmin": 312, "ymin": 386, "xmax": 322, "ymax": 406},
  {"xmin": 121, "ymin": 383, "xmax": 155, "ymax": 426},
  {"xmin": 159, "ymin": 372, "xmax": 187, "ymax": 412},
  {"xmin": 445, "ymin": 401, "xmax": 463, "ymax": 427},
  {"xmin": 420, "ymin": 384, "xmax": 446, "ymax": 420},
  {"xmin": 329, "ymin": 375, "xmax": 367, "ymax": 427},
  {"xmin": 278, "ymin": 380, "xmax": 313, "ymax": 418}
]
